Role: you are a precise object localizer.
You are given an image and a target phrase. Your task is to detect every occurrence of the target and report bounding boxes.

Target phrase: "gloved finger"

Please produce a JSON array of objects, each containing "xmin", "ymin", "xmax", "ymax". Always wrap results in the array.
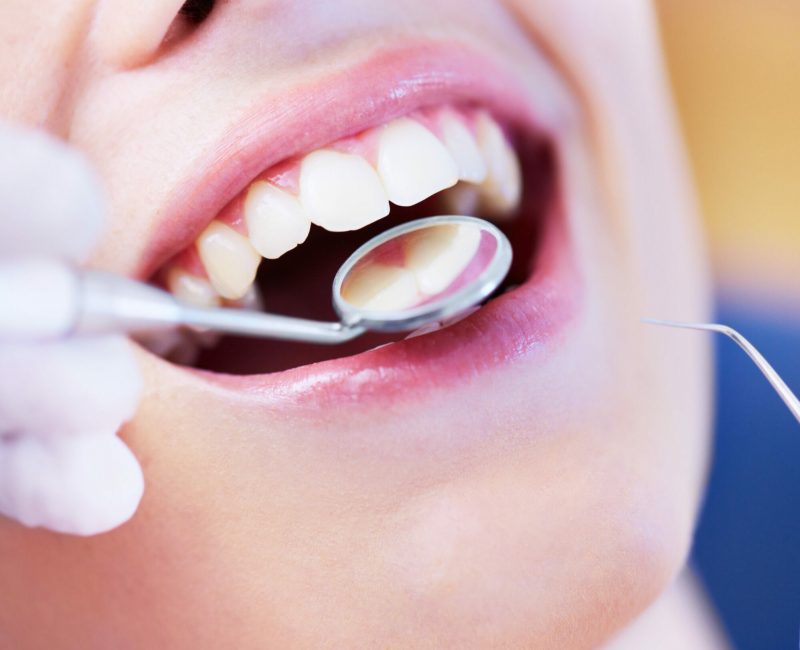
[
  {"xmin": 0, "ymin": 123, "xmax": 105, "ymax": 262},
  {"xmin": 0, "ymin": 336, "xmax": 141, "ymax": 440},
  {"xmin": 0, "ymin": 433, "xmax": 144, "ymax": 536}
]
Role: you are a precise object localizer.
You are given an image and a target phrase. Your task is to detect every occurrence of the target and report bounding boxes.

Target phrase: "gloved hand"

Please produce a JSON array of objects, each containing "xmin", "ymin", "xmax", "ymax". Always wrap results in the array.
[{"xmin": 0, "ymin": 123, "xmax": 144, "ymax": 536}]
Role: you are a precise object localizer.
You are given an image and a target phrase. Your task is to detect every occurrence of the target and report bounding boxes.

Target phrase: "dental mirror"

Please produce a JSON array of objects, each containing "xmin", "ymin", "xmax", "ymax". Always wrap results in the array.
[
  {"xmin": 62, "ymin": 215, "xmax": 512, "ymax": 346},
  {"xmin": 333, "ymin": 216, "xmax": 512, "ymax": 333}
]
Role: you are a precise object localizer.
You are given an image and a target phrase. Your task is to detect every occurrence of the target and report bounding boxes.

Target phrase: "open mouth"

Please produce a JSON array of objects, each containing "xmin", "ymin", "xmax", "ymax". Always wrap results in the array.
[{"xmin": 138, "ymin": 44, "xmax": 577, "ymax": 391}]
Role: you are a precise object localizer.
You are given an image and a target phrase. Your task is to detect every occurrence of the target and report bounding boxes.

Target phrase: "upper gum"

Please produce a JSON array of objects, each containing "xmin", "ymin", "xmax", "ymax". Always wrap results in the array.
[
  {"xmin": 246, "ymin": 105, "xmax": 479, "ymax": 201},
  {"xmin": 165, "ymin": 104, "xmax": 503, "ymax": 282}
]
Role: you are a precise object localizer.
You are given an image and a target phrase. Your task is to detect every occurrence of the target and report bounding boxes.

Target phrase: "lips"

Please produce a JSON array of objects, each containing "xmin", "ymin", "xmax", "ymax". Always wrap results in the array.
[{"xmin": 137, "ymin": 41, "xmax": 581, "ymax": 407}]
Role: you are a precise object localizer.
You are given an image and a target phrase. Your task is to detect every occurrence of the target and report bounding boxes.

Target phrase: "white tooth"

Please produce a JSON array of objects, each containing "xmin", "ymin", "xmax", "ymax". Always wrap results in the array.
[
  {"xmin": 475, "ymin": 112, "xmax": 522, "ymax": 216},
  {"xmin": 404, "ymin": 223, "xmax": 481, "ymax": 296},
  {"xmin": 377, "ymin": 118, "xmax": 459, "ymax": 207},
  {"xmin": 245, "ymin": 181, "xmax": 311, "ymax": 259},
  {"xmin": 196, "ymin": 221, "xmax": 261, "ymax": 300},
  {"xmin": 341, "ymin": 263, "xmax": 419, "ymax": 312},
  {"xmin": 441, "ymin": 182, "xmax": 481, "ymax": 216},
  {"xmin": 440, "ymin": 111, "xmax": 487, "ymax": 184},
  {"xmin": 299, "ymin": 150, "xmax": 389, "ymax": 232},
  {"xmin": 166, "ymin": 268, "xmax": 221, "ymax": 308}
]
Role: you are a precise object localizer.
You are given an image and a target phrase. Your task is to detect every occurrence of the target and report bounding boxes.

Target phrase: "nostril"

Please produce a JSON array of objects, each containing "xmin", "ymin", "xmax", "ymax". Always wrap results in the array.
[
  {"xmin": 179, "ymin": 0, "xmax": 216, "ymax": 25},
  {"xmin": 161, "ymin": 0, "xmax": 216, "ymax": 53}
]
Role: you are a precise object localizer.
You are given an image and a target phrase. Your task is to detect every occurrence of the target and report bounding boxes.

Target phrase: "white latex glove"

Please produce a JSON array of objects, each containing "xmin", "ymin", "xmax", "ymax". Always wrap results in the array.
[{"xmin": 0, "ymin": 123, "xmax": 144, "ymax": 536}]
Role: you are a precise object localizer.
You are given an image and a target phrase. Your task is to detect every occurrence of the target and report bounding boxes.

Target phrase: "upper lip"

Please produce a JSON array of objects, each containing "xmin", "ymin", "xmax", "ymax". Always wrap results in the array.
[{"xmin": 136, "ymin": 39, "xmax": 565, "ymax": 282}]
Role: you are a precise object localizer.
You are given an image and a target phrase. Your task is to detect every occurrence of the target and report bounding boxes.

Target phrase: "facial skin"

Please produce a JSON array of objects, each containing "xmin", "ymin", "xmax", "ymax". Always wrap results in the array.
[{"xmin": 0, "ymin": 1, "xmax": 711, "ymax": 648}]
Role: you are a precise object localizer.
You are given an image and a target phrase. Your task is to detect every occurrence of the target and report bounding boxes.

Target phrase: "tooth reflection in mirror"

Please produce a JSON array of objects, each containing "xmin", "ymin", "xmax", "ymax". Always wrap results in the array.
[{"xmin": 334, "ymin": 216, "xmax": 512, "ymax": 333}]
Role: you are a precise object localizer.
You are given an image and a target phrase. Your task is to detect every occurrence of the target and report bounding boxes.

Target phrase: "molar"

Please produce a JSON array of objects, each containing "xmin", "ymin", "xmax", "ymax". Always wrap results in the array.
[
  {"xmin": 475, "ymin": 112, "xmax": 522, "ymax": 216},
  {"xmin": 196, "ymin": 221, "xmax": 261, "ymax": 300},
  {"xmin": 299, "ymin": 149, "xmax": 390, "ymax": 232},
  {"xmin": 245, "ymin": 181, "xmax": 311, "ymax": 259},
  {"xmin": 439, "ymin": 111, "xmax": 487, "ymax": 184},
  {"xmin": 377, "ymin": 118, "xmax": 459, "ymax": 207},
  {"xmin": 166, "ymin": 268, "xmax": 221, "ymax": 308}
]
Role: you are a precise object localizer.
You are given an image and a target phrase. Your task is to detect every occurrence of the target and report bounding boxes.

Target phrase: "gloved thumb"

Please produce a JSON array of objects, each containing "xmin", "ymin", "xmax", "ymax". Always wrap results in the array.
[{"xmin": 0, "ymin": 122, "xmax": 105, "ymax": 262}]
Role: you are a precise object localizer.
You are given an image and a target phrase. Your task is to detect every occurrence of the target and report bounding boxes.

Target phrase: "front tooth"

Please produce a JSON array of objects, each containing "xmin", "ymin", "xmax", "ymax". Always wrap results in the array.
[
  {"xmin": 475, "ymin": 112, "xmax": 522, "ymax": 216},
  {"xmin": 440, "ymin": 111, "xmax": 487, "ymax": 184},
  {"xmin": 341, "ymin": 263, "xmax": 419, "ymax": 312},
  {"xmin": 404, "ymin": 223, "xmax": 481, "ymax": 295},
  {"xmin": 377, "ymin": 118, "xmax": 459, "ymax": 207},
  {"xmin": 299, "ymin": 150, "xmax": 390, "ymax": 232},
  {"xmin": 245, "ymin": 181, "xmax": 310, "ymax": 259},
  {"xmin": 166, "ymin": 268, "xmax": 221, "ymax": 308},
  {"xmin": 196, "ymin": 221, "xmax": 261, "ymax": 300}
]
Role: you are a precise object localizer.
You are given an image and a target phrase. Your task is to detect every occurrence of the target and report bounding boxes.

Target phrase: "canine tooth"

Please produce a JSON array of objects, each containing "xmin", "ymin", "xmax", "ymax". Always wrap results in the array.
[
  {"xmin": 299, "ymin": 150, "xmax": 389, "ymax": 232},
  {"xmin": 441, "ymin": 183, "xmax": 481, "ymax": 216},
  {"xmin": 196, "ymin": 221, "xmax": 261, "ymax": 300},
  {"xmin": 440, "ymin": 112, "xmax": 487, "ymax": 184},
  {"xmin": 475, "ymin": 112, "xmax": 522, "ymax": 216},
  {"xmin": 377, "ymin": 118, "xmax": 459, "ymax": 207},
  {"xmin": 166, "ymin": 268, "xmax": 221, "ymax": 308},
  {"xmin": 245, "ymin": 181, "xmax": 310, "ymax": 259},
  {"xmin": 341, "ymin": 263, "xmax": 419, "ymax": 312},
  {"xmin": 405, "ymin": 224, "xmax": 481, "ymax": 295}
]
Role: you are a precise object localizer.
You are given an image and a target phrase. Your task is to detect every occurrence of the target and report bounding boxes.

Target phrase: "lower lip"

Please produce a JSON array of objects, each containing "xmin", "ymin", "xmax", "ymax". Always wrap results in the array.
[{"xmin": 192, "ymin": 205, "xmax": 581, "ymax": 408}]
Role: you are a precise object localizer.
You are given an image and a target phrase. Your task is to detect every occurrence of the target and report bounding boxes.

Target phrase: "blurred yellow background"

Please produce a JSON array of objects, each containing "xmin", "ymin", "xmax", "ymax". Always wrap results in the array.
[{"xmin": 657, "ymin": 0, "xmax": 800, "ymax": 306}]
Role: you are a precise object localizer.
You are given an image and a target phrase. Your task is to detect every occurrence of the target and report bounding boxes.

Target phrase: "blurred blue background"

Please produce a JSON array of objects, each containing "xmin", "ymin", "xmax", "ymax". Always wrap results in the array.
[
  {"xmin": 693, "ymin": 302, "xmax": 800, "ymax": 649},
  {"xmin": 653, "ymin": 5, "xmax": 800, "ymax": 646}
]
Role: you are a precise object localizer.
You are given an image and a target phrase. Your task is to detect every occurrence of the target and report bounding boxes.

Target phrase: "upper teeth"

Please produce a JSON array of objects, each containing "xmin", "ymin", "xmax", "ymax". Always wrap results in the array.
[
  {"xmin": 196, "ymin": 221, "xmax": 261, "ymax": 300},
  {"xmin": 376, "ymin": 117, "xmax": 459, "ymax": 206},
  {"xmin": 299, "ymin": 149, "xmax": 390, "ymax": 232},
  {"xmin": 474, "ymin": 112, "xmax": 522, "ymax": 217},
  {"xmin": 168, "ymin": 108, "xmax": 521, "ymax": 307},
  {"xmin": 245, "ymin": 181, "xmax": 311, "ymax": 259},
  {"xmin": 166, "ymin": 268, "xmax": 221, "ymax": 308},
  {"xmin": 439, "ymin": 109, "xmax": 488, "ymax": 184}
]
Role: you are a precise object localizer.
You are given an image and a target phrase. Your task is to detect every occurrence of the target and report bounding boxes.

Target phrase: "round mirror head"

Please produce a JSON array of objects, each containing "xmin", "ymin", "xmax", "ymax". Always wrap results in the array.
[{"xmin": 333, "ymin": 216, "xmax": 512, "ymax": 332}]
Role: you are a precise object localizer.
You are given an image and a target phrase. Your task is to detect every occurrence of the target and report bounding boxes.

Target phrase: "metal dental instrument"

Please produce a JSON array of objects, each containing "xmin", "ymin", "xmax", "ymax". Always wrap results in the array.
[
  {"xmin": 0, "ymin": 216, "xmax": 512, "ymax": 345},
  {"xmin": 643, "ymin": 319, "xmax": 800, "ymax": 425}
]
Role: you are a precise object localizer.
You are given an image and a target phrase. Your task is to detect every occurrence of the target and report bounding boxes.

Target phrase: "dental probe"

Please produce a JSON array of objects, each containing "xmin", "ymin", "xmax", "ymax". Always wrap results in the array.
[
  {"xmin": 0, "ymin": 216, "xmax": 512, "ymax": 346},
  {"xmin": 643, "ymin": 319, "xmax": 800, "ymax": 426}
]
